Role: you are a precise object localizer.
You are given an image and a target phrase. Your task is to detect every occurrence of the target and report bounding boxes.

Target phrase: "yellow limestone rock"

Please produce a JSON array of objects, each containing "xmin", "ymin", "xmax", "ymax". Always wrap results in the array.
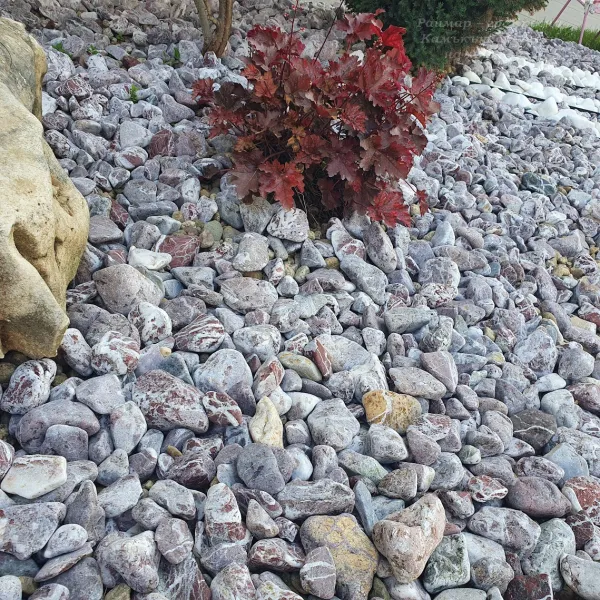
[
  {"xmin": 362, "ymin": 390, "xmax": 422, "ymax": 434},
  {"xmin": 0, "ymin": 18, "xmax": 88, "ymax": 358},
  {"xmin": 300, "ymin": 514, "xmax": 378, "ymax": 600},
  {"xmin": 249, "ymin": 397, "xmax": 284, "ymax": 447}
]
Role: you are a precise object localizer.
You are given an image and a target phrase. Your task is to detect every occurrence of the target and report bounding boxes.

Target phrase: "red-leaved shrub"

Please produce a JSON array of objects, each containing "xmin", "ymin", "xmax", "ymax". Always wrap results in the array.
[{"xmin": 194, "ymin": 11, "xmax": 440, "ymax": 226}]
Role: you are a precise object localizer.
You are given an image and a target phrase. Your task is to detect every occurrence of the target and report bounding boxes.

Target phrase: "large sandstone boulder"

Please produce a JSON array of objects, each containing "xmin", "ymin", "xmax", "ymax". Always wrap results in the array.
[{"xmin": 0, "ymin": 18, "xmax": 88, "ymax": 358}]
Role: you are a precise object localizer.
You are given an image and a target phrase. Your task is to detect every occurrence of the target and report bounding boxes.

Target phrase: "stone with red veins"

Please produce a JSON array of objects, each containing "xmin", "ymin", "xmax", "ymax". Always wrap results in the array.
[
  {"xmin": 248, "ymin": 538, "xmax": 305, "ymax": 572},
  {"xmin": 91, "ymin": 331, "xmax": 140, "ymax": 375},
  {"xmin": 505, "ymin": 574, "xmax": 553, "ymax": 600},
  {"xmin": 174, "ymin": 314, "xmax": 225, "ymax": 353},
  {"xmin": 231, "ymin": 485, "xmax": 283, "ymax": 519},
  {"xmin": 57, "ymin": 76, "xmax": 92, "ymax": 99},
  {"xmin": 0, "ymin": 359, "xmax": 56, "ymax": 414},
  {"xmin": 114, "ymin": 147, "xmax": 148, "ymax": 170},
  {"xmin": 303, "ymin": 338, "xmax": 333, "ymax": 379},
  {"xmin": 109, "ymin": 401, "xmax": 147, "ymax": 454},
  {"xmin": 148, "ymin": 479, "xmax": 197, "ymax": 520},
  {"xmin": 105, "ymin": 248, "xmax": 127, "ymax": 266},
  {"xmin": 330, "ymin": 229, "xmax": 366, "ymax": 260},
  {"xmin": 299, "ymin": 546, "xmax": 336, "ymax": 599},
  {"xmin": 0, "ymin": 503, "xmax": 66, "ymax": 560},
  {"xmin": 60, "ymin": 329, "xmax": 93, "ymax": 376},
  {"xmin": 155, "ymin": 235, "xmax": 200, "ymax": 268},
  {"xmin": 103, "ymin": 531, "xmax": 160, "ymax": 593},
  {"xmin": 155, "ymin": 518, "xmax": 194, "ymax": 565},
  {"xmin": 202, "ymin": 391, "xmax": 243, "ymax": 427},
  {"xmin": 277, "ymin": 480, "xmax": 355, "ymax": 520},
  {"xmin": 156, "ymin": 554, "xmax": 212, "ymax": 600},
  {"xmin": 1, "ymin": 455, "xmax": 67, "ymax": 500},
  {"xmin": 467, "ymin": 476, "xmax": 509, "ymax": 503},
  {"xmin": 133, "ymin": 370, "xmax": 209, "ymax": 434},
  {"xmin": 372, "ymin": 494, "xmax": 446, "ymax": 583},
  {"xmin": 128, "ymin": 302, "xmax": 172, "ymax": 345},
  {"xmin": 211, "ymin": 564, "xmax": 256, "ymax": 600},
  {"xmin": 204, "ymin": 483, "xmax": 247, "ymax": 545},
  {"xmin": 165, "ymin": 452, "xmax": 216, "ymax": 490},
  {"xmin": 149, "ymin": 129, "xmax": 175, "ymax": 159},
  {"xmin": 563, "ymin": 476, "xmax": 600, "ymax": 526},
  {"xmin": 566, "ymin": 512, "xmax": 596, "ymax": 549},
  {"xmin": 267, "ymin": 208, "xmax": 309, "ymax": 243},
  {"xmin": 253, "ymin": 356, "xmax": 285, "ymax": 399}
]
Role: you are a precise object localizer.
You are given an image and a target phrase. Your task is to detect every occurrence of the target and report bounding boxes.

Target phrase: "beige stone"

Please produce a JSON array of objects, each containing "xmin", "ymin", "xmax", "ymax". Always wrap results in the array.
[
  {"xmin": 300, "ymin": 514, "xmax": 378, "ymax": 600},
  {"xmin": 372, "ymin": 494, "xmax": 445, "ymax": 584},
  {"xmin": 249, "ymin": 397, "xmax": 283, "ymax": 447},
  {"xmin": 0, "ymin": 18, "xmax": 88, "ymax": 358},
  {"xmin": 362, "ymin": 390, "xmax": 422, "ymax": 434}
]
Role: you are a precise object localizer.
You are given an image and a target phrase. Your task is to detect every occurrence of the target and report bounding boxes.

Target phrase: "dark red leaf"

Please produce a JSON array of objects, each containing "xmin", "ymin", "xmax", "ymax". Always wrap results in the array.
[
  {"xmin": 359, "ymin": 132, "xmax": 413, "ymax": 179},
  {"xmin": 229, "ymin": 149, "xmax": 264, "ymax": 199},
  {"xmin": 258, "ymin": 160, "xmax": 305, "ymax": 209},
  {"xmin": 417, "ymin": 189, "xmax": 429, "ymax": 216},
  {"xmin": 325, "ymin": 138, "xmax": 359, "ymax": 184},
  {"xmin": 336, "ymin": 13, "xmax": 383, "ymax": 45},
  {"xmin": 368, "ymin": 189, "xmax": 411, "ymax": 227},
  {"xmin": 340, "ymin": 102, "xmax": 368, "ymax": 133},
  {"xmin": 254, "ymin": 71, "xmax": 278, "ymax": 99},
  {"xmin": 297, "ymin": 134, "xmax": 326, "ymax": 166},
  {"xmin": 192, "ymin": 79, "xmax": 214, "ymax": 104},
  {"xmin": 380, "ymin": 25, "xmax": 407, "ymax": 52}
]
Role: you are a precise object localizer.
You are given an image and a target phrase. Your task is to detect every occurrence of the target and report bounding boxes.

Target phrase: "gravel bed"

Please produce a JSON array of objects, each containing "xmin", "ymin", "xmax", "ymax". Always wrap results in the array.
[{"xmin": 0, "ymin": 5, "xmax": 600, "ymax": 600}]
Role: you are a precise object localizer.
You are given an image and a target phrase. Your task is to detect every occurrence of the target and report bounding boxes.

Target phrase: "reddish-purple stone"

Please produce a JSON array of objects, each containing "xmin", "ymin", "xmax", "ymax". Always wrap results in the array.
[
  {"xmin": 149, "ymin": 129, "xmax": 175, "ymax": 158},
  {"xmin": 105, "ymin": 248, "xmax": 127, "ymax": 265},
  {"xmin": 467, "ymin": 475, "xmax": 508, "ymax": 503},
  {"xmin": 248, "ymin": 538, "xmax": 305, "ymax": 572},
  {"xmin": 304, "ymin": 338, "xmax": 332, "ymax": 379},
  {"xmin": 133, "ymin": 370, "xmax": 209, "ymax": 434},
  {"xmin": 202, "ymin": 391, "xmax": 243, "ymax": 427},
  {"xmin": 563, "ymin": 476, "xmax": 600, "ymax": 526},
  {"xmin": 157, "ymin": 235, "xmax": 200, "ymax": 268},
  {"xmin": 204, "ymin": 483, "xmax": 247, "ymax": 545},
  {"xmin": 505, "ymin": 574, "xmax": 552, "ymax": 600},
  {"xmin": 231, "ymin": 485, "xmax": 283, "ymax": 519},
  {"xmin": 253, "ymin": 356, "xmax": 285, "ymax": 398},
  {"xmin": 166, "ymin": 452, "xmax": 216, "ymax": 490},
  {"xmin": 183, "ymin": 437, "xmax": 223, "ymax": 458},
  {"xmin": 110, "ymin": 201, "xmax": 130, "ymax": 229},
  {"xmin": 122, "ymin": 56, "xmax": 140, "ymax": 69},
  {"xmin": 174, "ymin": 314, "xmax": 225, "ymax": 353},
  {"xmin": 566, "ymin": 512, "xmax": 596, "ymax": 549}
]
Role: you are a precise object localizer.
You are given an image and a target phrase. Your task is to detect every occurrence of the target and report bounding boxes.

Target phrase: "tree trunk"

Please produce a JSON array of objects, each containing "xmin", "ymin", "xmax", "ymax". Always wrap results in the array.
[{"xmin": 193, "ymin": 0, "xmax": 233, "ymax": 57}]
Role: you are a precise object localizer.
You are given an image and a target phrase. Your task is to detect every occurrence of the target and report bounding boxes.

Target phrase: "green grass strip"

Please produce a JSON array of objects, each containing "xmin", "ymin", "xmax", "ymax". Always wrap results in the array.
[{"xmin": 533, "ymin": 21, "xmax": 600, "ymax": 52}]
